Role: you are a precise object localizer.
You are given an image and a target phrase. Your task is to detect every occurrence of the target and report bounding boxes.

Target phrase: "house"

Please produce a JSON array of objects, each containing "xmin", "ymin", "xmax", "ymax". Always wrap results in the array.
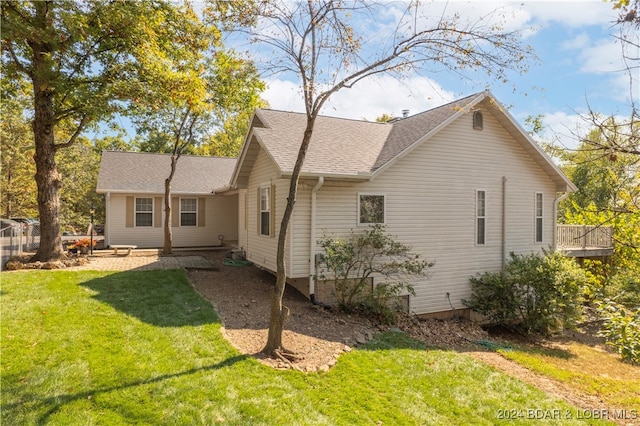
[
  {"xmin": 96, "ymin": 151, "xmax": 238, "ymax": 249},
  {"xmin": 228, "ymin": 91, "xmax": 577, "ymax": 317}
]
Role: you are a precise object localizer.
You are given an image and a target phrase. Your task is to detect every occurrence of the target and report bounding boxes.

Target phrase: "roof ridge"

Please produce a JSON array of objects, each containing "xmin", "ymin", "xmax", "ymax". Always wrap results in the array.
[
  {"xmin": 102, "ymin": 150, "xmax": 236, "ymax": 160},
  {"xmin": 256, "ymin": 108, "xmax": 391, "ymax": 126},
  {"xmin": 258, "ymin": 91, "xmax": 485, "ymax": 125}
]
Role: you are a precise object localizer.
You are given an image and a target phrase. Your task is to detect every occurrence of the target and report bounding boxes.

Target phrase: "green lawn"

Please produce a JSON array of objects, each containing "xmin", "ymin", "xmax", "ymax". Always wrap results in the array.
[
  {"xmin": 1, "ymin": 270, "xmax": 611, "ymax": 425},
  {"xmin": 499, "ymin": 341, "xmax": 640, "ymax": 412}
]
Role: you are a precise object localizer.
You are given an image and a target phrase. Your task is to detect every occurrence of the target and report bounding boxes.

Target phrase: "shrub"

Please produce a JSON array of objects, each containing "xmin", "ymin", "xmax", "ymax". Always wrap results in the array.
[
  {"xmin": 597, "ymin": 299, "xmax": 640, "ymax": 364},
  {"xmin": 463, "ymin": 251, "xmax": 586, "ymax": 334},
  {"xmin": 317, "ymin": 224, "xmax": 432, "ymax": 323},
  {"xmin": 609, "ymin": 268, "xmax": 640, "ymax": 308}
]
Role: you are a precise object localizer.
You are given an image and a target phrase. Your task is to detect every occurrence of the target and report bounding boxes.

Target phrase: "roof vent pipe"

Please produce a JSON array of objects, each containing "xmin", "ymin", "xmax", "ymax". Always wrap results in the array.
[{"xmin": 402, "ymin": 109, "xmax": 410, "ymax": 118}]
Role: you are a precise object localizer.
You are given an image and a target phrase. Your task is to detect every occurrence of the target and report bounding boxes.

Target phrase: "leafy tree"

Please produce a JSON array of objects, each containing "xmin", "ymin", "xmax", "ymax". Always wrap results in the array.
[
  {"xmin": 561, "ymin": 129, "xmax": 640, "ymax": 281},
  {"xmin": 0, "ymin": 76, "xmax": 37, "ymax": 218},
  {"xmin": 608, "ymin": 0, "xmax": 640, "ymax": 26},
  {"xmin": 1, "ymin": 0, "xmax": 210, "ymax": 261},
  {"xmin": 230, "ymin": 0, "xmax": 536, "ymax": 356},
  {"xmin": 132, "ymin": 47, "xmax": 265, "ymax": 254},
  {"xmin": 56, "ymin": 137, "xmax": 104, "ymax": 234},
  {"xmin": 375, "ymin": 113, "xmax": 395, "ymax": 123},
  {"xmin": 581, "ymin": 0, "xmax": 639, "ymax": 160}
]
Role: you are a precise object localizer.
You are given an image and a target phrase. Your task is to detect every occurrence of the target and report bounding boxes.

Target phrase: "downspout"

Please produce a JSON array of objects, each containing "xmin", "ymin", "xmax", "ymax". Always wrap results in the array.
[
  {"xmin": 553, "ymin": 192, "xmax": 569, "ymax": 251},
  {"xmin": 309, "ymin": 176, "xmax": 324, "ymax": 304},
  {"xmin": 502, "ymin": 177, "xmax": 507, "ymax": 270},
  {"xmin": 105, "ymin": 192, "xmax": 111, "ymax": 248}
]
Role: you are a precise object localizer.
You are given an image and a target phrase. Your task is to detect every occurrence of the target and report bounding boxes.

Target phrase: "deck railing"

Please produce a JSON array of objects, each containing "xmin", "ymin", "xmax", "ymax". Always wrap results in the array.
[{"xmin": 557, "ymin": 224, "xmax": 613, "ymax": 250}]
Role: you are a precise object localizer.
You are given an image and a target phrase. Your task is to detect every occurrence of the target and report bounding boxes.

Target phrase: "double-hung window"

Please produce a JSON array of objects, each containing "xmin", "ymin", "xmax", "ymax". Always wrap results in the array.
[
  {"xmin": 180, "ymin": 198, "xmax": 197, "ymax": 227},
  {"xmin": 535, "ymin": 192, "xmax": 543, "ymax": 243},
  {"xmin": 358, "ymin": 194, "xmax": 385, "ymax": 225},
  {"xmin": 259, "ymin": 186, "xmax": 271, "ymax": 236},
  {"xmin": 476, "ymin": 190, "xmax": 486, "ymax": 245},
  {"xmin": 135, "ymin": 197, "xmax": 153, "ymax": 227}
]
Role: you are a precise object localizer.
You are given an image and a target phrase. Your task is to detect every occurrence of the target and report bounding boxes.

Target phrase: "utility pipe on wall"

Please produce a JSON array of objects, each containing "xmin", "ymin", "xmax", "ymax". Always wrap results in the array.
[
  {"xmin": 309, "ymin": 177, "xmax": 324, "ymax": 302},
  {"xmin": 502, "ymin": 177, "xmax": 507, "ymax": 270}
]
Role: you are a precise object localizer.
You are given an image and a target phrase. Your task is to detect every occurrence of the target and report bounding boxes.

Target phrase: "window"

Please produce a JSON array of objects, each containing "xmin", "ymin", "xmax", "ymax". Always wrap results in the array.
[
  {"xmin": 473, "ymin": 111, "xmax": 483, "ymax": 130},
  {"xmin": 259, "ymin": 186, "xmax": 270, "ymax": 236},
  {"xmin": 135, "ymin": 197, "xmax": 153, "ymax": 227},
  {"xmin": 535, "ymin": 192, "xmax": 543, "ymax": 243},
  {"xmin": 359, "ymin": 194, "xmax": 385, "ymax": 225},
  {"xmin": 476, "ymin": 190, "xmax": 486, "ymax": 245},
  {"xmin": 180, "ymin": 198, "xmax": 197, "ymax": 227}
]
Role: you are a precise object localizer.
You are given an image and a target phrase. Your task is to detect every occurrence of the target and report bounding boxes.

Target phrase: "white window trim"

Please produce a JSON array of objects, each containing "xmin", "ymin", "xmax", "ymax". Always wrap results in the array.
[
  {"xmin": 259, "ymin": 185, "xmax": 271, "ymax": 236},
  {"xmin": 475, "ymin": 189, "xmax": 486, "ymax": 246},
  {"xmin": 135, "ymin": 197, "xmax": 153, "ymax": 228},
  {"xmin": 357, "ymin": 193, "xmax": 386, "ymax": 226},
  {"xmin": 535, "ymin": 192, "xmax": 544, "ymax": 244},
  {"xmin": 180, "ymin": 197, "xmax": 198, "ymax": 227}
]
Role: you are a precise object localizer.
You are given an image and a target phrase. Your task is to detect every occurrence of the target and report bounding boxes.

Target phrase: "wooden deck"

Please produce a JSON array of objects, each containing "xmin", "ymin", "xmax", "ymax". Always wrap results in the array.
[{"xmin": 557, "ymin": 225, "xmax": 614, "ymax": 257}]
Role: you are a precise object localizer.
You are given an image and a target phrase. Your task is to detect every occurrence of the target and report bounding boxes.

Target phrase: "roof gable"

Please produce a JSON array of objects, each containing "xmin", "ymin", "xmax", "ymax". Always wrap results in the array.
[
  {"xmin": 97, "ymin": 151, "xmax": 237, "ymax": 194},
  {"xmin": 231, "ymin": 91, "xmax": 575, "ymax": 192}
]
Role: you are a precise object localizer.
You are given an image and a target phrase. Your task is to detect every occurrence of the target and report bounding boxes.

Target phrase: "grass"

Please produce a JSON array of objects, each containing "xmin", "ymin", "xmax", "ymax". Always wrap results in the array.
[
  {"xmin": 1, "ymin": 270, "xmax": 613, "ymax": 425},
  {"xmin": 499, "ymin": 341, "xmax": 640, "ymax": 411}
]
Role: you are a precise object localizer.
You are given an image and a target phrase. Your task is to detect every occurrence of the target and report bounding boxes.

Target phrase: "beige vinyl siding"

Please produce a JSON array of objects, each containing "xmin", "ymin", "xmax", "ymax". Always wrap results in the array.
[
  {"xmin": 244, "ymin": 148, "xmax": 284, "ymax": 271},
  {"xmin": 238, "ymin": 190, "xmax": 248, "ymax": 250},
  {"xmin": 312, "ymin": 106, "xmax": 559, "ymax": 315},
  {"xmin": 106, "ymin": 193, "xmax": 237, "ymax": 248},
  {"xmin": 289, "ymin": 181, "xmax": 313, "ymax": 277}
]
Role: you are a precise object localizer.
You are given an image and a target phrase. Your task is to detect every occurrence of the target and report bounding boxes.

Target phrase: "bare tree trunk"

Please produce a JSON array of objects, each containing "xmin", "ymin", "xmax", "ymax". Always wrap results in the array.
[
  {"xmin": 163, "ymin": 154, "xmax": 178, "ymax": 255},
  {"xmin": 263, "ymin": 121, "xmax": 315, "ymax": 356}
]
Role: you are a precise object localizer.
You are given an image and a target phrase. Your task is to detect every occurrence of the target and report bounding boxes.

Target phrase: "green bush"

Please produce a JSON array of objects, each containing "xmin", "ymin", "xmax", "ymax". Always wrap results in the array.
[
  {"xmin": 463, "ymin": 251, "xmax": 586, "ymax": 334},
  {"xmin": 597, "ymin": 299, "xmax": 640, "ymax": 365},
  {"xmin": 609, "ymin": 268, "xmax": 640, "ymax": 308},
  {"xmin": 318, "ymin": 224, "xmax": 432, "ymax": 323}
]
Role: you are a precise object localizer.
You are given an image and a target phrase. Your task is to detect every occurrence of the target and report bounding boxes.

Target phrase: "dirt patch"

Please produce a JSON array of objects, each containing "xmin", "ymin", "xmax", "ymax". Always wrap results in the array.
[{"xmin": 187, "ymin": 251, "xmax": 380, "ymax": 372}]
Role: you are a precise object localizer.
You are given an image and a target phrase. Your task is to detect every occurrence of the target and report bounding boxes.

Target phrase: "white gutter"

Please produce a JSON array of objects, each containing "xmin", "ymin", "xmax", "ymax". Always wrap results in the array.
[
  {"xmin": 309, "ymin": 176, "xmax": 324, "ymax": 301},
  {"xmin": 553, "ymin": 192, "xmax": 570, "ymax": 251}
]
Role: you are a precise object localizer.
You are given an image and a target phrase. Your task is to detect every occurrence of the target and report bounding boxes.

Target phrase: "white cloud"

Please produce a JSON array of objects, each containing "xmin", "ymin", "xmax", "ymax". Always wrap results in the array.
[
  {"xmin": 520, "ymin": 1, "xmax": 616, "ymax": 27},
  {"xmin": 539, "ymin": 110, "xmax": 588, "ymax": 150},
  {"xmin": 263, "ymin": 74, "xmax": 457, "ymax": 121},
  {"xmin": 411, "ymin": 1, "xmax": 616, "ymax": 31},
  {"xmin": 559, "ymin": 32, "xmax": 633, "ymax": 103}
]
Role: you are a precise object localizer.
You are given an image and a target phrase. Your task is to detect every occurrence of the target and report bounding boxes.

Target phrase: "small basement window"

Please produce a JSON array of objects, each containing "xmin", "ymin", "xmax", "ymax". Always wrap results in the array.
[{"xmin": 473, "ymin": 111, "xmax": 483, "ymax": 130}]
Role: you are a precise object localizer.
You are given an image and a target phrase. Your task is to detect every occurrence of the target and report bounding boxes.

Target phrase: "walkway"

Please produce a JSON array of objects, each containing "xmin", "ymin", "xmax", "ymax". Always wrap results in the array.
[{"xmin": 69, "ymin": 249, "xmax": 219, "ymax": 271}]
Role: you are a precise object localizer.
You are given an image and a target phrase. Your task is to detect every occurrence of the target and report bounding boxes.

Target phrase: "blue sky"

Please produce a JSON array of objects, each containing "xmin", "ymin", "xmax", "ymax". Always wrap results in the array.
[{"xmin": 254, "ymin": 1, "xmax": 636, "ymax": 149}]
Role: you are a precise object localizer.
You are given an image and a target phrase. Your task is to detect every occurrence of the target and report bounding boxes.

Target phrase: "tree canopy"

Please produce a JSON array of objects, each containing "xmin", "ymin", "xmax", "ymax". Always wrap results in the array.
[{"xmin": 1, "ymin": 0, "xmax": 218, "ymax": 261}]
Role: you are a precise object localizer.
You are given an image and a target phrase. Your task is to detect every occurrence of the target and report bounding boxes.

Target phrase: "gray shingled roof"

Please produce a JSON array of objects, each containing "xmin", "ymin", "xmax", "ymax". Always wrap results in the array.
[
  {"xmin": 253, "ymin": 110, "xmax": 392, "ymax": 176},
  {"xmin": 242, "ymin": 93, "xmax": 481, "ymax": 178},
  {"xmin": 97, "ymin": 151, "xmax": 236, "ymax": 194},
  {"xmin": 373, "ymin": 93, "xmax": 479, "ymax": 171},
  {"xmin": 233, "ymin": 91, "xmax": 575, "ymax": 192}
]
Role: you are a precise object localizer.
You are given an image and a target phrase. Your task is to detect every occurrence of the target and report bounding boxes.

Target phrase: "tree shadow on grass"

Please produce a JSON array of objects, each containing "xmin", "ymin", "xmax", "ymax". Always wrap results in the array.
[
  {"xmin": 506, "ymin": 342, "xmax": 576, "ymax": 360},
  {"xmin": 1, "ymin": 355, "xmax": 247, "ymax": 425},
  {"xmin": 80, "ymin": 269, "xmax": 219, "ymax": 327},
  {"xmin": 358, "ymin": 331, "xmax": 431, "ymax": 351}
]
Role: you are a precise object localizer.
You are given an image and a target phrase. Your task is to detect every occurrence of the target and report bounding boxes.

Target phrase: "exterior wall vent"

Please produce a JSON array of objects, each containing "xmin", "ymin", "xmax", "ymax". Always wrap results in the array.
[{"xmin": 473, "ymin": 110, "xmax": 483, "ymax": 130}]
